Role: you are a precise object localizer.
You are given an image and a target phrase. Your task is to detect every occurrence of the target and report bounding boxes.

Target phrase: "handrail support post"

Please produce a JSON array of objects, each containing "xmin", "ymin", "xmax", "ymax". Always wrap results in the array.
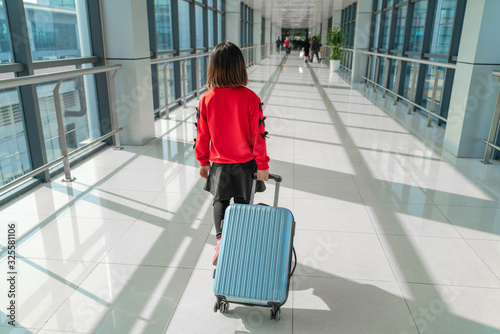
[
  {"xmin": 181, "ymin": 60, "xmax": 187, "ymax": 108},
  {"xmin": 53, "ymin": 79, "xmax": 76, "ymax": 182},
  {"xmin": 394, "ymin": 60, "xmax": 402, "ymax": 105},
  {"xmin": 427, "ymin": 65, "xmax": 440, "ymax": 127},
  {"xmin": 373, "ymin": 56, "xmax": 380, "ymax": 98},
  {"xmin": 162, "ymin": 64, "xmax": 171, "ymax": 119},
  {"xmin": 366, "ymin": 55, "xmax": 372, "ymax": 88},
  {"xmin": 408, "ymin": 63, "xmax": 418, "ymax": 115},
  {"xmin": 382, "ymin": 58, "xmax": 390, "ymax": 98},
  {"xmin": 108, "ymin": 70, "xmax": 123, "ymax": 150},
  {"xmin": 196, "ymin": 57, "xmax": 201, "ymax": 100}
]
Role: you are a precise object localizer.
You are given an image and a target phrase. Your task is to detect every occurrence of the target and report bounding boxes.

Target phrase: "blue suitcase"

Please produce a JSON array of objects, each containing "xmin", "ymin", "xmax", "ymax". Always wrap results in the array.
[{"xmin": 213, "ymin": 174, "xmax": 296, "ymax": 321}]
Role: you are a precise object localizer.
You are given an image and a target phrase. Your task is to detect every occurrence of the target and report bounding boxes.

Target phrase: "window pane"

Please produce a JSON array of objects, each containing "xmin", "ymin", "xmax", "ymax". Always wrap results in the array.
[
  {"xmin": 408, "ymin": 0, "xmax": 427, "ymax": 52},
  {"xmin": 197, "ymin": 51, "xmax": 208, "ymax": 88},
  {"xmin": 387, "ymin": 0, "xmax": 394, "ymax": 7},
  {"xmin": 178, "ymin": 0, "xmax": 190, "ymax": 50},
  {"xmin": 382, "ymin": 10, "xmax": 392, "ymax": 49},
  {"xmin": 372, "ymin": 14, "xmax": 381, "ymax": 48},
  {"xmin": 155, "ymin": 0, "xmax": 173, "ymax": 51},
  {"xmin": 196, "ymin": 5, "xmax": 204, "ymax": 48},
  {"xmin": 217, "ymin": 0, "xmax": 223, "ymax": 11},
  {"xmin": 207, "ymin": 0, "xmax": 214, "ymax": 8},
  {"xmin": 218, "ymin": 13, "xmax": 223, "ymax": 43},
  {"xmin": 421, "ymin": 59, "xmax": 446, "ymax": 113},
  {"xmin": 179, "ymin": 51, "xmax": 194, "ymax": 94},
  {"xmin": 157, "ymin": 55, "xmax": 175, "ymax": 107},
  {"xmin": 35, "ymin": 67, "xmax": 100, "ymax": 163},
  {"xmin": 403, "ymin": 55, "xmax": 420, "ymax": 99},
  {"xmin": 387, "ymin": 57, "xmax": 399, "ymax": 91},
  {"xmin": 430, "ymin": 0, "xmax": 456, "ymax": 54},
  {"xmin": 393, "ymin": 6, "xmax": 406, "ymax": 50},
  {"xmin": 0, "ymin": 85, "xmax": 32, "ymax": 186},
  {"xmin": 208, "ymin": 10, "xmax": 214, "ymax": 47},
  {"xmin": 0, "ymin": 2, "xmax": 14, "ymax": 63},
  {"xmin": 23, "ymin": 0, "xmax": 92, "ymax": 61}
]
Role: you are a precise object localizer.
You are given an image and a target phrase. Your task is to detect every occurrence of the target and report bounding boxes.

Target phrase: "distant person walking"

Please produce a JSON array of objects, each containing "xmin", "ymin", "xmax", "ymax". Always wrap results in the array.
[
  {"xmin": 310, "ymin": 36, "xmax": 320, "ymax": 63},
  {"xmin": 302, "ymin": 38, "xmax": 310, "ymax": 63},
  {"xmin": 275, "ymin": 37, "xmax": 282, "ymax": 53},
  {"xmin": 283, "ymin": 36, "xmax": 291, "ymax": 54}
]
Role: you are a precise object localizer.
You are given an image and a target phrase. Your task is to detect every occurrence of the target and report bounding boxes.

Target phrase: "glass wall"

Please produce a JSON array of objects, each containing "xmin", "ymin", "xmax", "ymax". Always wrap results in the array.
[
  {"xmin": 151, "ymin": 0, "xmax": 225, "ymax": 110},
  {"xmin": 240, "ymin": 3, "xmax": 252, "ymax": 47},
  {"xmin": 23, "ymin": 0, "xmax": 92, "ymax": 61},
  {"xmin": 0, "ymin": 2, "xmax": 14, "ymax": 63},
  {"xmin": 1, "ymin": 0, "xmax": 105, "ymax": 187},
  {"xmin": 155, "ymin": 0, "xmax": 174, "ymax": 51},
  {"xmin": 341, "ymin": 2, "xmax": 357, "ymax": 71},
  {"xmin": 341, "ymin": 3, "xmax": 357, "ymax": 48},
  {"xmin": 365, "ymin": 0, "xmax": 465, "ymax": 123}
]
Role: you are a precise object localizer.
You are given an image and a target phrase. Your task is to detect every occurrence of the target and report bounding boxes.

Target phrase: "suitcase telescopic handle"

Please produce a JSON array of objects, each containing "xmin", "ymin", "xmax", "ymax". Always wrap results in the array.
[
  {"xmin": 249, "ymin": 173, "xmax": 282, "ymax": 206},
  {"xmin": 251, "ymin": 173, "xmax": 282, "ymax": 182}
]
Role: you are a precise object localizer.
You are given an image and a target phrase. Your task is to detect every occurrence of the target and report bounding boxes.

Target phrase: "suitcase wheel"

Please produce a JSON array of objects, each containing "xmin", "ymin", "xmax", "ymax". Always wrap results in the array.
[
  {"xmin": 213, "ymin": 300, "xmax": 219, "ymax": 313},
  {"xmin": 214, "ymin": 299, "xmax": 230, "ymax": 314},
  {"xmin": 220, "ymin": 301, "xmax": 229, "ymax": 314},
  {"xmin": 270, "ymin": 307, "xmax": 281, "ymax": 321}
]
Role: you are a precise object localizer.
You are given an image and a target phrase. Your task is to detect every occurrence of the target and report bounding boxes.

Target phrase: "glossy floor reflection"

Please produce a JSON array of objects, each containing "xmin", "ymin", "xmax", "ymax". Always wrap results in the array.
[{"xmin": 1, "ymin": 52, "xmax": 500, "ymax": 333}]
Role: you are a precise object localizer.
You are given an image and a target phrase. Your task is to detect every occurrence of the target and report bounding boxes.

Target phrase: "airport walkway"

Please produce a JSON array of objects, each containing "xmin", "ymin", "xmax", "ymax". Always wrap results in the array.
[{"xmin": 2, "ymin": 52, "xmax": 500, "ymax": 334}]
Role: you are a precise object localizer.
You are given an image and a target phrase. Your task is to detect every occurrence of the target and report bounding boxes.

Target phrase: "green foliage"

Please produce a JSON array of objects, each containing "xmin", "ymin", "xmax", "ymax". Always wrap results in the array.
[{"xmin": 326, "ymin": 27, "xmax": 346, "ymax": 60}]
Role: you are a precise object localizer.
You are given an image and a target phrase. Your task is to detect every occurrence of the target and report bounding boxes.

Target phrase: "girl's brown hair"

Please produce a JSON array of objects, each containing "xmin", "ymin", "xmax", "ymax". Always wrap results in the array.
[{"xmin": 206, "ymin": 42, "xmax": 248, "ymax": 88}]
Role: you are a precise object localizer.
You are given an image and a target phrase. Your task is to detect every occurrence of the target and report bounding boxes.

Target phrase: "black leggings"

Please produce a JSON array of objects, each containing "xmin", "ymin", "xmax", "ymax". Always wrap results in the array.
[
  {"xmin": 311, "ymin": 51, "xmax": 320, "ymax": 62},
  {"xmin": 213, "ymin": 197, "xmax": 249, "ymax": 239}
]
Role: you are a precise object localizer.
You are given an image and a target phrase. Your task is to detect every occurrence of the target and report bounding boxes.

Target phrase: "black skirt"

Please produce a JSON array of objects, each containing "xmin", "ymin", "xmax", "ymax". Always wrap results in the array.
[{"xmin": 204, "ymin": 160, "xmax": 266, "ymax": 201}]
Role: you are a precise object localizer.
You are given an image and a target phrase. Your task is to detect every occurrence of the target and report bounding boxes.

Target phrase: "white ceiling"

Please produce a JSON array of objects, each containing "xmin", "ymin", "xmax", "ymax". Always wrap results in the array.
[{"xmin": 245, "ymin": 0, "xmax": 346, "ymax": 29}]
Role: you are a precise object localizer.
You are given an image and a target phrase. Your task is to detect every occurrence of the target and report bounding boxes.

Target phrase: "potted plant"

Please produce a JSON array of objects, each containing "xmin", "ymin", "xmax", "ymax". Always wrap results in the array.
[{"xmin": 327, "ymin": 27, "xmax": 345, "ymax": 71}]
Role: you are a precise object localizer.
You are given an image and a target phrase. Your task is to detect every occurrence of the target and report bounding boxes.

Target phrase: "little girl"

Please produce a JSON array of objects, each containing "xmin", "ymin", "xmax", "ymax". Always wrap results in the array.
[{"xmin": 195, "ymin": 42, "xmax": 270, "ymax": 266}]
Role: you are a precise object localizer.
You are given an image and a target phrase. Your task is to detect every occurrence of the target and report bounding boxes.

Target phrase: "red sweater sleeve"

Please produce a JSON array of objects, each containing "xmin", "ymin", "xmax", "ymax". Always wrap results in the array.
[
  {"xmin": 195, "ymin": 100, "xmax": 210, "ymax": 166},
  {"xmin": 251, "ymin": 98, "xmax": 270, "ymax": 170}
]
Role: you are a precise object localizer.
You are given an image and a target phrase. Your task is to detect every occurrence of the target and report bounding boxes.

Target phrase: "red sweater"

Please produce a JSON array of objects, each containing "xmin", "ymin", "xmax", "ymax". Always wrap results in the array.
[{"xmin": 195, "ymin": 87, "xmax": 270, "ymax": 170}]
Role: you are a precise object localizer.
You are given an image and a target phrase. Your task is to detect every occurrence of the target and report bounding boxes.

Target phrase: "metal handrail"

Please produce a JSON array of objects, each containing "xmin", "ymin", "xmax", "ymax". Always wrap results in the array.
[
  {"xmin": 0, "ymin": 64, "xmax": 123, "ymax": 195},
  {"xmin": 360, "ymin": 50, "xmax": 457, "ymax": 70},
  {"xmin": 151, "ymin": 51, "xmax": 211, "ymax": 65},
  {"xmin": 0, "ymin": 64, "xmax": 122, "ymax": 89},
  {"xmin": 359, "ymin": 50, "xmax": 453, "ymax": 126},
  {"xmin": 482, "ymin": 70, "xmax": 500, "ymax": 164},
  {"xmin": 151, "ymin": 44, "xmax": 267, "ymax": 118}
]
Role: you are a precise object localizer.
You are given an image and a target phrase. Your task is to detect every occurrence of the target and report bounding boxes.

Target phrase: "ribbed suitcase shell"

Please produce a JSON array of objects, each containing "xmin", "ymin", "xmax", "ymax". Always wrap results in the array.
[{"xmin": 213, "ymin": 204, "xmax": 294, "ymax": 306}]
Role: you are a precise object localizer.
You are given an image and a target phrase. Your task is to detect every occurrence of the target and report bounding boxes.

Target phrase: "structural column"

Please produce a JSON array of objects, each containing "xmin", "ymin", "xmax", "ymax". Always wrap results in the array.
[
  {"xmin": 443, "ymin": 0, "xmax": 500, "ymax": 157},
  {"xmin": 100, "ymin": 0, "xmax": 154, "ymax": 145},
  {"xmin": 264, "ymin": 18, "xmax": 271, "ymax": 56},
  {"xmin": 351, "ymin": 0, "xmax": 373, "ymax": 83},
  {"xmin": 225, "ymin": 0, "xmax": 240, "ymax": 46}
]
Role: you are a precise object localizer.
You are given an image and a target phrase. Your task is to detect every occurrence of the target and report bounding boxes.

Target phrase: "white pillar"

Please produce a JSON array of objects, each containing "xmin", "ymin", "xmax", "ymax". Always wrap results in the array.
[
  {"xmin": 101, "ymin": 0, "xmax": 154, "ymax": 146},
  {"xmin": 264, "ymin": 18, "xmax": 271, "ymax": 57},
  {"xmin": 443, "ymin": 0, "xmax": 500, "ymax": 157},
  {"xmin": 271, "ymin": 24, "xmax": 278, "ymax": 54},
  {"xmin": 253, "ymin": 10, "xmax": 262, "ymax": 64},
  {"xmin": 225, "ymin": 0, "xmax": 240, "ymax": 46},
  {"xmin": 351, "ymin": 0, "xmax": 373, "ymax": 83}
]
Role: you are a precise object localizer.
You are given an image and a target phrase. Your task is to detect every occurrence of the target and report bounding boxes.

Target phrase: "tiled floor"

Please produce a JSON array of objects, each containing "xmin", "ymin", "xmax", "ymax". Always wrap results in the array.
[{"xmin": 1, "ymin": 52, "xmax": 500, "ymax": 333}]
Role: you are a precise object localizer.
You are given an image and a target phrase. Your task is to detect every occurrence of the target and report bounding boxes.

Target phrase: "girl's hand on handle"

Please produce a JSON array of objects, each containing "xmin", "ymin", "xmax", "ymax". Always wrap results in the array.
[
  {"xmin": 200, "ymin": 165, "xmax": 210, "ymax": 179},
  {"xmin": 257, "ymin": 169, "xmax": 269, "ymax": 181}
]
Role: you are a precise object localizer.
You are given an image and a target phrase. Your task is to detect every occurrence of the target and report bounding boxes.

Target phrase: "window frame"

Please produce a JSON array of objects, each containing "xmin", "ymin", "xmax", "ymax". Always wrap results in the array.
[{"xmin": 0, "ymin": 0, "xmax": 109, "ymax": 194}]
